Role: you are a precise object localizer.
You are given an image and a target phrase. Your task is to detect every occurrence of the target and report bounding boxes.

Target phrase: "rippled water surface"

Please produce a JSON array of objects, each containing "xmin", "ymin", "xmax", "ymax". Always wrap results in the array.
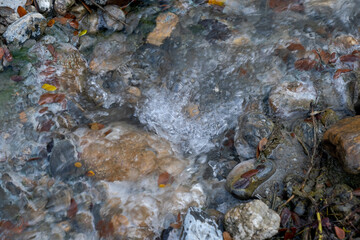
[{"xmin": 0, "ymin": 0, "xmax": 359, "ymax": 239}]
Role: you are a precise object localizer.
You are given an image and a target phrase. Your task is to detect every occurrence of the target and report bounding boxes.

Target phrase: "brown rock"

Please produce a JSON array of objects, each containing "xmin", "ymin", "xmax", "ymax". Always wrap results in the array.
[
  {"xmin": 147, "ymin": 12, "xmax": 179, "ymax": 46},
  {"xmin": 323, "ymin": 116, "xmax": 360, "ymax": 174},
  {"xmin": 76, "ymin": 122, "xmax": 182, "ymax": 181}
]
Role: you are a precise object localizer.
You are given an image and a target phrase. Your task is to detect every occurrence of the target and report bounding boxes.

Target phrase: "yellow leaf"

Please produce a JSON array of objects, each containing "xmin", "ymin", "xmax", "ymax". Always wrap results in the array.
[
  {"xmin": 159, "ymin": 184, "xmax": 166, "ymax": 188},
  {"xmin": 208, "ymin": 0, "xmax": 225, "ymax": 6},
  {"xmin": 79, "ymin": 29, "xmax": 87, "ymax": 37},
  {"xmin": 74, "ymin": 162, "xmax": 82, "ymax": 168},
  {"xmin": 86, "ymin": 170, "xmax": 95, "ymax": 176},
  {"xmin": 42, "ymin": 83, "xmax": 57, "ymax": 91}
]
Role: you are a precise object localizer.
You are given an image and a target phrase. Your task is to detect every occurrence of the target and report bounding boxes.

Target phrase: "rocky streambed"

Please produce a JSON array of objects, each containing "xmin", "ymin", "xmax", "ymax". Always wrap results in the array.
[{"xmin": 0, "ymin": 0, "xmax": 360, "ymax": 239}]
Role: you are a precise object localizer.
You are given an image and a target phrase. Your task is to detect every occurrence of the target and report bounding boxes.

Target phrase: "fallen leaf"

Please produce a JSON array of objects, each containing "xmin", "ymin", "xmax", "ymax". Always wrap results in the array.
[
  {"xmin": 334, "ymin": 225, "xmax": 345, "ymax": 240},
  {"xmin": 17, "ymin": 6, "xmax": 27, "ymax": 17},
  {"xmin": 0, "ymin": 47, "xmax": 4, "ymax": 60},
  {"xmin": 11, "ymin": 75, "xmax": 24, "ymax": 82},
  {"xmin": 294, "ymin": 58, "xmax": 317, "ymax": 71},
  {"xmin": 158, "ymin": 172, "xmax": 174, "ymax": 187},
  {"xmin": 64, "ymin": 13, "xmax": 76, "ymax": 19},
  {"xmin": 73, "ymin": 31, "xmax": 79, "ymax": 36},
  {"xmin": 69, "ymin": 20, "xmax": 79, "ymax": 29},
  {"xmin": 329, "ymin": 52, "xmax": 337, "ymax": 63},
  {"xmin": 3, "ymin": 47, "xmax": 13, "ymax": 62},
  {"xmin": 290, "ymin": 132, "xmax": 295, "ymax": 138},
  {"xmin": 37, "ymin": 119, "xmax": 54, "ymax": 132},
  {"xmin": 74, "ymin": 162, "xmax": 82, "ymax": 168},
  {"xmin": 96, "ymin": 220, "xmax": 114, "ymax": 238},
  {"xmin": 67, "ymin": 198, "xmax": 78, "ymax": 218},
  {"xmin": 280, "ymin": 208, "xmax": 291, "ymax": 227},
  {"xmin": 42, "ymin": 83, "xmax": 57, "ymax": 91},
  {"xmin": 340, "ymin": 54, "xmax": 360, "ymax": 62},
  {"xmin": 223, "ymin": 231, "xmax": 232, "ymax": 240},
  {"xmin": 170, "ymin": 212, "xmax": 182, "ymax": 229},
  {"xmin": 241, "ymin": 169, "xmax": 259, "ymax": 179},
  {"xmin": 38, "ymin": 93, "xmax": 66, "ymax": 105},
  {"xmin": 19, "ymin": 112, "xmax": 27, "ymax": 123},
  {"xmin": 256, "ymin": 137, "xmax": 267, "ymax": 158},
  {"xmin": 89, "ymin": 123, "xmax": 105, "ymax": 130},
  {"xmin": 79, "ymin": 29, "xmax": 87, "ymax": 36},
  {"xmin": 287, "ymin": 43, "xmax": 305, "ymax": 52},
  {"xmin": 86, "ymin": 170, "xmax": 95, "ymax": 177},
  {"xmin": 232, "ymin": 178, "xmax": 250, "ymax": 189},
  {"xmin": 47, "ymin": 19, "xmax": 55, "ymax": 27},
  {"xmin": 54, "ymin": 17, "xmax": 68, "ymax": 25},
  {"xmin": 333, "ymin": 69, "xmax": 352, "ymax": 79},
  {"xmin": 104, "ymin": 129, "xmax": 112, "ymax": 136},
  {"xmin": 46, "ymin": 44, "xmax": 57, "ymax": 60},
  {"xmin": 39, "ymin": 107, "xmax": 48, "ymax": 113},
  {"xmin": 319, "ymin": 50, "xmax": 331, "ymax": 64},
  {"xmin": 208, "ymin": 0, "xmax": 225, "ymax": 6}
]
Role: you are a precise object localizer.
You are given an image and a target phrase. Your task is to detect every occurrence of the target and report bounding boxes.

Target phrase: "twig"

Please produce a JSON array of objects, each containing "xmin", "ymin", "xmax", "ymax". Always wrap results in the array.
[
  {"xmin": 88, "ymin": 0, "xmax": 127, "ymax": 25},
  {"xmin": 80, "ymin": 0, "xmax": 92, "ymax": 13},
  {"xmin": 120, "ymin": 0, "xmax": 135, "ymax": 9},
  {"xmin": 279, "ymin": 195, "xmax": 295, "ymax": 209}
]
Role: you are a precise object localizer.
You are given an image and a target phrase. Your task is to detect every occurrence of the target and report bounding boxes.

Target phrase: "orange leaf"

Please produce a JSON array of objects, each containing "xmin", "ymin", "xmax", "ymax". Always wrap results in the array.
[
  {"xmin": 158, "ymin": 172, "xmax": 174, "ymax": 187},
  {"xmin": 258, "ymin": 137, "xmax": 268, "ymax": 151},
  {"xmin": 319, "ymin": 50, "xmax": 331, "ymax": 64},
  {"xmin": 86, "ymin": 170, "xmax": 95, "ymax": 176},
  {"xmin": 287, "ymin": 43, "xmax": 305, "ymax": 52},
  {"xmin": 208, "ymin": 0, "xmax": 225, "ymax": 6},
  {"xmin": 294, "ymin": 58, "xmax": 317, "ymax": 71},
  {"xmin": 170, "ymin": 222, "xmax": 182, "ymax": 229},
  {"xmin": 17, "ymin": 6, "xmax": 27, "ymax": 17},
  {"xmin": 38, "ymin": 93, "xmax": 66, "ymax": 105},
  {"xmin": 333, "ymin": 69, "xmax": 352, "ymax": 79},
  {"xmin": 73, "ymin": 31, "xmax": 79, "ymax": 36},
  {"xmin": 334, "ymin": 226, "xmax": 345, "ymax": 240},
  {"xmin": 54, "ymin": 17, "xmax": 68, "ymax": 25},
  {"xmin": 104, "ymin": 129, "xmax": 113, "ymax": 136},
  {"xmin": 96, "ymin": 220, "xmax": 114, "ymax": 238},
  {"xmin": 19, "ymin": 112, "xmax": 27, "ymax": 123},
  {"xmin": 340, "ymin": 54, "xmax": 360, "ymax": 62},
  {"xmin": 67, "ymin": 198, "xmax": 78, "ymax": 218},
  {"xmin": 69, "ymin": 20, "xmax": 79, "ymax": 29},
  {"xmin": 47, "ymin": 19, "xmax": 55, "ymax": 27},
  {"xmin": 0, "ymin": 47, "xmax": 4, "ymax": 60},
  {"xmin": 39, "ymin": 107, "xmax": 48, "ymax": 113},
  {"xmin": 64, "ymin": 13, "xmax": 76, "ymax": 19},
  {"xmin": 223, "ymin": 231, "xmax": 232, "ymax": 240},
  {"xmin": 46, "ymin": 44, "xmax": 57, "ymax": 60},
  {"xmin": 241, "ymin": 169, "xmax": 259, "ymax": 179},
  {"xmin": 89, "ymin": 123, "xmax": 105, "ymax": 130}
]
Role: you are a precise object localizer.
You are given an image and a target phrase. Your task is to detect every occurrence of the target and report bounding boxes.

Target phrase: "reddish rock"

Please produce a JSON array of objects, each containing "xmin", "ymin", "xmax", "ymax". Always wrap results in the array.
[{"xmin": 323, "ymin": 116, "xmax": 360, "ymax": 174}]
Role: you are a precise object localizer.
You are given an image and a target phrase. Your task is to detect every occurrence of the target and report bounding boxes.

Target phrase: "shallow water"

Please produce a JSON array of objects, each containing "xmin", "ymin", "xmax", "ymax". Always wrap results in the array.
[{"xmin": 0, "ymin": 0, "xmax": 359, "ymax": 239}]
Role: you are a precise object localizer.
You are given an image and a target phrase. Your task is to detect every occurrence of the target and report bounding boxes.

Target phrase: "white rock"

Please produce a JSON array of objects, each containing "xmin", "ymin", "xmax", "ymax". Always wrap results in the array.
[
  {"xmin": 35, "ymin": 0, "xmax": 53, "ymax": 14},
  {"xmin": 3, "ymin": 12, "xmax": 46, "ymax": 44},
  {"xmin": 180, "ymin": 207, "xmax": 223, "ymax": 240},
  {"xmin": 0, "ymin": 0, "xmax": 26, "ymax": 10},
  {"xmin": 225, "ymin": 200, "xmax": 280, "ymax": 240}
]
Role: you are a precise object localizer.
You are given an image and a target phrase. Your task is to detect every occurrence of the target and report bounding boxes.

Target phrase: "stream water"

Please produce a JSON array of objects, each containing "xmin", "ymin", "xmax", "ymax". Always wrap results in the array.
[{"xmin": 0, "ymin": 0, "xmax": 360, "ymax": 239}]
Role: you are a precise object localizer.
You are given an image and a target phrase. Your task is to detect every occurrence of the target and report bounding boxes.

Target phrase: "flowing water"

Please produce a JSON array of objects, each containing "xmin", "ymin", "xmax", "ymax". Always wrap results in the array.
[{"xmin": 0, "ymin": 0, "xmax": 359, "ymax": 239}]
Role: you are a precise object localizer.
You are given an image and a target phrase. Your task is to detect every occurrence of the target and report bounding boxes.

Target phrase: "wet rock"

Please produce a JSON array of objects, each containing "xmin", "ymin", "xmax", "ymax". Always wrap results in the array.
[
  {"xmin": 89, "ymin": 35, "xmax": 130, "ymax": 73},
  {"xmin": 198, "ymin": 19, "xmax": 231, "ymax": 42},
  {"xmin": 331, "ymin": 184, "xmax": 360, "ymax": 217},
  {"xmin": 323, "ymin": 116, "xmax": 360, "ymax": 174},
  {"xmin": 76, "ymin": 122, "xmax": 184, "ymax": 181},
  {"xmin": 83, "ymin": 12, "xmax": 99, "ymax": 34},
  {"xmin": 147, "ymin": 12, "xmax": 179, "ymax": 46},
  {"xmin": 75, "ymin": 212, "xmax": 95, "ymax": 232},
  {"xmin": 180, "ymin": 207, "xmax": 223, "ymax": 240},
  {"xmin": 3, "ymin": 12, "xmax": 46, "ymax": 44},
  {"xmin": 0, "ymin": 0, "xmax": 26, "ymax": 10},
  {"xmin": 84, "ymin": 0, "xmax": 107, "ymax": 5},
  {"xmin": 49, "ymin": 140, "xmax": 84, "ymax": 179},
  {"xmin": 103, "ymin": 5, "xmax": 125, "ymax": 31},
  {"xmin": 54, "ymin": 0, "xmax": 75, "ymax": 15},
  {"xmin": 224, "ymin": 200, "xmax": 280, "ymax": 240},
  {"xmin": 70, "ymin": 4, "xmax": 87, "ymax": 19},
  {"xmin": 35, "ymin": 0, "xmax": 53, "ymax": 14},
  {"xmin": 46, "ymin": 185, "xmax": 72, "ymax": 212},
  {"xmin": 269, "ymin": 81, "xmax": 316, "ymax": 118},
  {"xmin": 234, "ymin": 112, "xmax": 274, "ymax": 159},
  {"xmin": 225, "ymin": 159, "xmax": 276, "ymax": 199}
]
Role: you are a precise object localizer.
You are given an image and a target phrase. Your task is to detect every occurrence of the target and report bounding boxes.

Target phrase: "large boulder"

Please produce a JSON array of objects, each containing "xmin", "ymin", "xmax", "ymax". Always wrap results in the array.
[
  {"xmin": 323, "ymin": 116, "xmax": 360, "ymax": 174},
  {"xmin": 75, "ymin": 122, "xmax": 185, "ymax": 181},
  {"xmin": 3, "ymin": 12, "xmax": 46, "ymax": 44},
  {"xmin": 224, "ymin": 200, "xmax": 280, "ymax": 240}
]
